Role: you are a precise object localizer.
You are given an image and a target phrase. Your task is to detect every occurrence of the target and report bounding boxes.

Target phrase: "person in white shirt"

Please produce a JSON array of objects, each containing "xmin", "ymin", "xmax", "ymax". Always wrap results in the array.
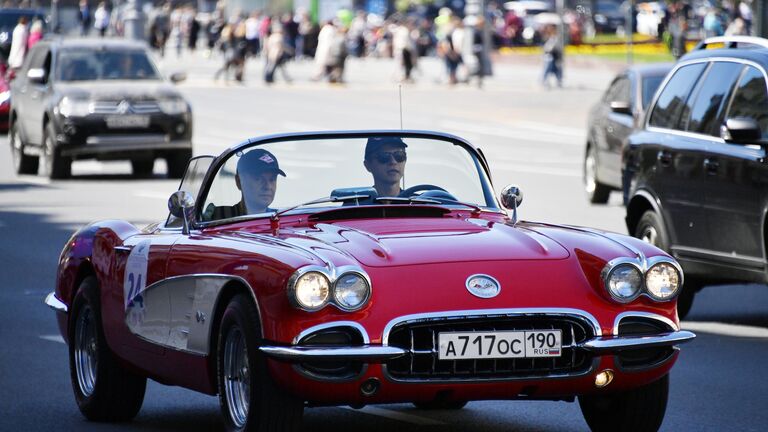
[
  {"xmin": 93, "ymin": 2, "xmax": 110, "ymax": 37},
  {"xmin": 8, "ymin": 16, "xmax": 29, "ymax": 71}
]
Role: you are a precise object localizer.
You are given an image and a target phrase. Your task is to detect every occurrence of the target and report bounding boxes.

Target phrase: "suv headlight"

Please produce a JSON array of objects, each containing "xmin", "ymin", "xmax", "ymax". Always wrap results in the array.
[
  {"xmin": 289, "ymin": 271, "xmax": 330, "ymax": 311},
  {"xmin": 604, "ymin": 263, "xmax": 643, "ymax": 302},
  {"xmin": 333, "ymin": 272, "xmax": 371, "ymax": 311},
  {"xmin": 645, "ymin": 262, "xmax": 681, "ymax": 300},
  {"xmin": 158, "ymin": 98, "xmax": 188, "ymax": 115},
  {"xmin": 58, "ymin": 97, "xmax": 91, "ymax": 117}
]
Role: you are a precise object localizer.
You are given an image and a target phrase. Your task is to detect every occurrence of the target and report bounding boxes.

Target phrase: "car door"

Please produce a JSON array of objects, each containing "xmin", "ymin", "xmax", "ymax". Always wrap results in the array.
[
  {"xmin": 602, "ymin": 73, "xmax": 634, "ymax": 187},
  {"xmin": 10, "ymin": 44, "xmax": 42, "ymax": 141},
  {"xmin": 704, "ymin": 64, "xmax": 768, "ymax": 270},
  {"xmin": 645, "ymin": 61, "xmax": 709, "ymax": 250},
  {"xmin": 21, "ymin": 45, "xmax": 51, "ymax": 145}
]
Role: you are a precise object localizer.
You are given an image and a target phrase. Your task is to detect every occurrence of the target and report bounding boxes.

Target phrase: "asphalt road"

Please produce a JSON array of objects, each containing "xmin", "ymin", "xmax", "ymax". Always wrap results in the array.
[{"xmin": 1, "ymin": 52, "xmax": 767, "ymax": 431}]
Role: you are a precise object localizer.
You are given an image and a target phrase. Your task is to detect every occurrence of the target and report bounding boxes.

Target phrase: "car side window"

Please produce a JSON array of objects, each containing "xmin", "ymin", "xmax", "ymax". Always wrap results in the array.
[
  {"xmin": 649, "ymin": 63, "xmax": 707, "ymax": 130},
  {"xmin": 165, "ymin": 156, "xmax": 214, "ymax": 229},
  {"xmin": 22, "ymin": 45, "xmax": 45, "ymax": 77},
  {"xmin": 726, "ymin": 66, "xmax": 768, "ymax": 140},
  {"xmin": 685, "ymin": 62, "xmax": 743, "ymax": 136}
]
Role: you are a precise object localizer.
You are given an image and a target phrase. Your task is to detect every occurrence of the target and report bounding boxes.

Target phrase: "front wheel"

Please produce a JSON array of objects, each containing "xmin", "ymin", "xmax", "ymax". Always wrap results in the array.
[
  {"xmin": 584, "ymin": 145, "xmax": 611, "ymax": 204},
  {"xmin": 217, "ymin": 294, "xmax": 303, "ymax": 432},
  {"xmin": 41, "ymin": 123, "xmax": 71, "ymax": 179},
  {"xmin": 166, "ymin": 149, "xmax": 192, "ymax": 179},
  {"xmin": 131, "ymin": 158, "xmax": 155, "ymax": 177},
  {"xmin": 9, "ymin": 121, "xmax": 39, "ymax": 174},
  {"xmin": 69, "ymin": 276, "xmax": 147, "ymax": 421},
  {"xmin": 579, "ymin": 374, "xmax": 669, "ymax": 432}
]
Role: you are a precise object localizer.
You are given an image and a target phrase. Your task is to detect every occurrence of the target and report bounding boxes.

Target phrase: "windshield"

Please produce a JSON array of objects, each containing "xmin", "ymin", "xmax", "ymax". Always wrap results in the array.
[
  {"xmin": 56, "ymin": 49, "xmax": 160, "ymax": 81},
  {"xmin": 200, "ymin": 135, "xmax": 497, "ymax": 222}
]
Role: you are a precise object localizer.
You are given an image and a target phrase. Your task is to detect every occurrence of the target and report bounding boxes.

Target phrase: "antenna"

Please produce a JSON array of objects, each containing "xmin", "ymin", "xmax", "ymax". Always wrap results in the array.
[{"xmin": 398, "ymin": 84, "xmax": 403, "ymax": 129}]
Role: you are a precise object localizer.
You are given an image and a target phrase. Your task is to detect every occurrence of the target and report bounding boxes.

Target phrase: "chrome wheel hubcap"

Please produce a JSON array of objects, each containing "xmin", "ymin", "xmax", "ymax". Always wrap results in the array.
[
  {"xmin": 584, "ymin": 150, "xmax": 597, "ymax": 194},
  {"xmin": 224, "ymin": 327, "xmax": 250, "ymax": 428},
  {"xmin": 74, "ymin": 305, "xmax": 98, "ymax": 397}
]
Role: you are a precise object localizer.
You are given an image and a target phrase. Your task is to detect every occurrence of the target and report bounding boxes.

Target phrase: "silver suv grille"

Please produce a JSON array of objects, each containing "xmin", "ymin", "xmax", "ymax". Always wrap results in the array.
[{"xmin": 90, "ymin": 100, "xmax": 161, "ymax": 115}]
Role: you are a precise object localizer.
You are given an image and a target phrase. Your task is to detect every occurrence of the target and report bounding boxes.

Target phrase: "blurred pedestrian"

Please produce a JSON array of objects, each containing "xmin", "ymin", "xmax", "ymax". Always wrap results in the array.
[
  {"xmin": 393, "ymin": 19, "xmax": 417, "ymax": 83},
  {"xmin": 264, "ymin": 24, "xmax": 292, "ymax": 84},
  {"xmin": 313, "ymin": 20, "xmax": 335, "ymax": 80},
  {"xmin": 214, "ymin": 24, "xmax": 236, "ymax": 82},
  {"xmin": 245, "ymin": 11, "xmax": 261, "ymax": 57},
  {"xmin": 187, "ymin": 8, "xmax": 200, "ymax": 52},
  {"xmin": 327, "ymin": 25, "xmax": 348, "ymax": 83},
  {"xmin": 671, "ymin": 16, "xmax": 687, "ymax": 59},
  {"xmin": 439, "ymin": 17, "xmax": 465, "ymax": 85},
  {"xmin": 738, "ymin": 1, "xmax": 753, "ymax": 34},
  {"xmin": 7, "ymin": 17, "xmax": 28, "ymax": 72},
  {"xmin": 93, "ymin": 2, "xmax": 109, "ymax": 37},
  {"xmin": 78, "ymin": 0, "xmax": 91, "ymax": 36},
  {"xmin": 27, "ymin": 19, "xmax": 44, "ymax": 49},
  {"xmin": 703, "ymin": 8, "xmax": 724, "ymax": 37},
  {"xmin": 470, "ymin": 17, "xmax": 491, "ymax": 88},
  {"xmin": 541, "ymin": 24, "xmax": 563, "ymax": 89},
  {"xmin": 149, "ymin": 4, "xmax": 172, "ymax": 57}
]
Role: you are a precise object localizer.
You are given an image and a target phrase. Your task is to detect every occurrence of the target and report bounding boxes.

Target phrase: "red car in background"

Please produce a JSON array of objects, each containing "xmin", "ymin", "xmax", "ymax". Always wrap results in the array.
[
  {"xmin": 0, "ymin": 64, "xmax": 9, "ymax": 132},
  {"xmin": 46, "ymin": 131, "xmax": 695, "ymax": 432}
]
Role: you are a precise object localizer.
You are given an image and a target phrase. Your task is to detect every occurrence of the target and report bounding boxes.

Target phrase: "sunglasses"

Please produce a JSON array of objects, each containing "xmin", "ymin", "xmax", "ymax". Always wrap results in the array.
[{"xmin": 373, "ymin": 150, "xmax": 407, "ymax": 164}]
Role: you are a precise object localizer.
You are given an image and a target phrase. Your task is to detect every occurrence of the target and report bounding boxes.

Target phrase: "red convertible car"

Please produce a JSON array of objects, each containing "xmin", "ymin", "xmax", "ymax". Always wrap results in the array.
[{"xmin": 46, "ymin": 131, "xmax": 694, "ymax": 432}]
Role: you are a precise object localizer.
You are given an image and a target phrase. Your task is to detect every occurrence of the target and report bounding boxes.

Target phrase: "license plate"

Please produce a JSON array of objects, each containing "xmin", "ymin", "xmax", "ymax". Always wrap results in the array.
[
  {"xmin": 105, "ymin": 115, "xmax": 150, "ymax": 128},
  {"xmin": 438, "ymin": 330, "xmax": 562, "ymax": 360}
]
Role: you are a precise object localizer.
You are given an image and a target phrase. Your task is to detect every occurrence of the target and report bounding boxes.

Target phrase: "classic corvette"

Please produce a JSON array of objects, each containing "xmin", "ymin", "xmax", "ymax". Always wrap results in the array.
[{"xmin": 46, "ymin": 130, "xmax": 695, "ymax": 432}]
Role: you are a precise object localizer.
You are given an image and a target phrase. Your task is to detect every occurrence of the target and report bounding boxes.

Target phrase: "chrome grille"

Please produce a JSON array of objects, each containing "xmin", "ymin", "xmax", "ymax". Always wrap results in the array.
[
  {"xmin": 385, "ymin": 315, "xmax": 594, "ymax": 381},
  {"xmin": 90, "ymin": 100, "xmax": 161, "ymax": 114}
]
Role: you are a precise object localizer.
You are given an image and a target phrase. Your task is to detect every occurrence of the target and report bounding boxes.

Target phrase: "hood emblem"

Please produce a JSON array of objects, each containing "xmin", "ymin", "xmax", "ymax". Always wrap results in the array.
[
  {"xmin": 117, "ymin": 100, "xmax": 133, "ymax": 114},
  {"xmin": 466, "ymin": 275, "xmax": 501, "ymax": 298}
]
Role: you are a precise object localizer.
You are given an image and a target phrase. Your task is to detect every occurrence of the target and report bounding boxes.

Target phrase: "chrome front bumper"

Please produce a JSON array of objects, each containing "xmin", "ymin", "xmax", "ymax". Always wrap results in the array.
[{"xmin": 259, "ymin": 330, "xmax": 696, "ymax": 362}]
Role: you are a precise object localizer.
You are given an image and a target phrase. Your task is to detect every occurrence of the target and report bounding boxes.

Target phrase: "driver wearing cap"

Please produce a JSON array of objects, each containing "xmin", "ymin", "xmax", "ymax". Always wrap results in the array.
[
  {"xmin": 204, "ymin": 148, "xmax": 286, "ymax": 220},
  {"xmin": 363, "ymin": 136, "xmax": 408, "ymax": 197}
]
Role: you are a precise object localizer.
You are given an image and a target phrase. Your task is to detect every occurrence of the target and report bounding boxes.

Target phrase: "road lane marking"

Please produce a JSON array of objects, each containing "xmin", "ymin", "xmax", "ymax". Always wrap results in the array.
[
  {"xmin": 134, "ymin": 190, "xmax": 173, "ymax": 199},
  {"xmin": 342, "ymin": 406, "xmax": 445, "ymax": 425},
  {"xmin": 440, "ymin": 119, "xmax": 583, "ymax": 145},
  {"xmin": 39, "ymin": 335, "xmax": 65, "ymax": 344},
  {"xmin": 493, "ymin": 163, "xmax": 580, "ymax": 177},
  {"xmin": 682, "ymin": 321, "xmax": 768, "ymax": 339}
]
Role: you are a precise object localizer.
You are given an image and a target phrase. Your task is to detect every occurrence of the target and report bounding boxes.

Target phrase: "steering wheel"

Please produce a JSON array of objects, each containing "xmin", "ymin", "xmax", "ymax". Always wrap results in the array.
[{"xmin": 399, "ymin": 184, "xmax": 458, "ymax": 202}]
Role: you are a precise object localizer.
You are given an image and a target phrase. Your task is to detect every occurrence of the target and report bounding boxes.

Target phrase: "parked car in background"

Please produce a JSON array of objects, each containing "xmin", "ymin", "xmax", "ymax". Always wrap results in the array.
[
  {"xmin": 623, "ymin": 36, "xmax": 768, "ymax": 319},
  {"xmin": 0, "ymin": 66, "xmax": 9, "ymax": 132},
  {"xmin": 584, "ymin": 63, "xmax": 672, "ymax": 203},
  {"xmin": 503, "ymin": 1, "xmax": 555, "ymax": 45},
  {"xmin": 593, "ymin": 0, "xmax": 626, "ymax": 34},
  {"xmin": 0, "ymin": 8, "xmax": 47, "ymax": 64},
  {"xmin": 46, "ymin": 130, "xmax": 694, "ymax": 432},
  {"xmin": 8, "ymin": 38, "xmax": 192, "ymax": 179}
]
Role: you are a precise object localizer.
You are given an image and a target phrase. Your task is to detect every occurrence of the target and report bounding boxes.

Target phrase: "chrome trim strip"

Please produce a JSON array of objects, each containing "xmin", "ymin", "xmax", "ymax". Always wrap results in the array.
[
  {"xmin": 44, "ymin": 292, "xmax": 68, "ymax": 314},
  {"xmin": 381, "ymin": 308, "xmax": 603, "ymax": 344},
  {"xmin": 292, "ymin": 321, "xmax": 371, "ymax": 345},
  {"xmin": 612, "ymin": 312, "xmax": 679, "ymax": 336},
  {"xmin": 696, "ymin": 36, "xmax": 768, "ymax": 50},
  {"xmin": 580, "ymin": 331, "xmax": 695, "ymax": 353},
  {"xmin": 671, "ymin": 245, "xmax": 765, "ymax": 266},
  {"xmin": 260, "ymin": 345, "xmax": 406, "ymax": 362}
]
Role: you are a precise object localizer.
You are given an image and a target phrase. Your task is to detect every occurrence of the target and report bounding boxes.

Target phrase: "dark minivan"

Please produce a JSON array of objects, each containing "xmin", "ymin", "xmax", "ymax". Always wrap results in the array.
[{"xmin": 623, "ymin": 36, "xmax": 768, "ymax": 318}]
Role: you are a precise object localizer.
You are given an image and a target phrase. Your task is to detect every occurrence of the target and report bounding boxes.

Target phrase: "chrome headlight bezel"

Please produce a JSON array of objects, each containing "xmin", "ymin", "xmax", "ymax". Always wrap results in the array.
[
  {"xmin": 601, "ymin": 256, "xmax": 683, "ymax": 303},
  {"xmin": 287, "ymin": 267, "xmax": 331, "ymax": 312},
  {"xmin": 332, "ymin": 271, "xmax": 372, "ymax": 312},
  {"xmin": 602, "ymin": 260, "xmax": 644, "ymax": 303},
  {"xmin": 287, "ymin": 265, "xmax": 372, "ymax": 312}
]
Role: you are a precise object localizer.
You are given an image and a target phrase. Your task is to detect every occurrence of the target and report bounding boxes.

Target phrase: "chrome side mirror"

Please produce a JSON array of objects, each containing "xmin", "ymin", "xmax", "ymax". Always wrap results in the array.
[
  {"xmin": 500, "ymin": 184, "xmax": 523, "ymax": 224},
  {"xmin": 721, "ymin": 117, "xmax": 762, "ymax": 144},
  {"xmin": 609, "ymin": 100, "xmax": 632, "ymax": 115},
  {"xmin": 27, "ymin": 68, "xmax": 46, "ymax": 84},
  {"xmin": 168, "ymin": 190, "xmax": 195, "ymax": 234}
]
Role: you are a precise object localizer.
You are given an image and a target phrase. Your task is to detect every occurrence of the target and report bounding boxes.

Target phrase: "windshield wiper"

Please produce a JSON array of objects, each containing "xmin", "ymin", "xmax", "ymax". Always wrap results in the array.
[{"xmin": 373, "ymin": 196, "xmax": 482, "ymax": 216}]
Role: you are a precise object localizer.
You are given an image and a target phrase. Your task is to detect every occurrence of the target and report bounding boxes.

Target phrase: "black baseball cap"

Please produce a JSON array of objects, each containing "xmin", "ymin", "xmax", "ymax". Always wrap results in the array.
[
  {"xmin": 237, "ymin": 149, "xmax": 286, "ymax": 176},
  {"xmin": 364, "ymin": 136, "xmax": 408, "ymax": 159}
]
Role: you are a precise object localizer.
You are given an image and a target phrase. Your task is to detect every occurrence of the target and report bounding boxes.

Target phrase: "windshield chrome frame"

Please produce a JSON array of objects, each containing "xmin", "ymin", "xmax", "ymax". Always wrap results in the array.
[{"xmin": 193, "ymin": 130, "xmax": 501, "ymax": 229}]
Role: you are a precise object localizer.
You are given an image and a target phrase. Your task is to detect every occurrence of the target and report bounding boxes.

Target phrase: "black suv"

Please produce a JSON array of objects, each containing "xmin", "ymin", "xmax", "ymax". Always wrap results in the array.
[
  {"xmin": 623, "ymin": 36, "xmax": 768, "ymax": 318},
  {"xmin": 8, "ymin": 38, "xmax": 192, "ymax": 179}
]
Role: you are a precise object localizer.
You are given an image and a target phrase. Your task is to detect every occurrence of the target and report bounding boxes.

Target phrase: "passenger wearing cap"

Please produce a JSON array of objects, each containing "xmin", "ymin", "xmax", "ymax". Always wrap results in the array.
[
  {"xmin": 204, "ymin": 149, "xmax": 286, "ymax": 220},
  {"xmin": 363, "ymin": 137, "xmax": 408, "ymax": 197}
]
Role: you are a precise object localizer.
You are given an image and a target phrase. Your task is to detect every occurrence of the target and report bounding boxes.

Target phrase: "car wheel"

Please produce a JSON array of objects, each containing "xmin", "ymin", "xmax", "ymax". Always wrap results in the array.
[
  {"xmin": 217, "ymin": 294, "xmax": 303, "ymax": 432},
  {"xmin": 413, "ymin": 400, "xmax": 468, "ymax": 410},
  {"xmin": 41, "ymin": 123, "xmax": 71, "ymax": 179},
  {"xmin": 166, "ymin": 149, "xmax": 192, "ymax": 179},
  {"xmin": 131, "ymin": 158, "xmax": 155, "ymax": 177},
  {"xmin": 634, "ymin": 210, "xmax": 695, "ymax": 318},
  {"xmin": 579, "ymin": 374, "xmax": 669, "ymax": 432},
  {"xmin": 584, "ymin": 145, "xmax": 611, "ymax": 204},
  {"xmin": 69, "ymin": 276, "xmax": 147, "ymax": 421},
  {"xmin": 9, "ymin": 121, "xmax": 39, "ymax": 175}
]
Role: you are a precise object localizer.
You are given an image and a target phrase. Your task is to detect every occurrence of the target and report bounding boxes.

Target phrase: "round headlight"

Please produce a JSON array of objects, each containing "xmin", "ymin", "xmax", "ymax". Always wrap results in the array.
[
  {"xmin": 333, "ymin": 273, "xmax": 370, "ymax": 310},
  {"xmin": 606, "ymin": 264, "xmax": 643, "ymax": 301},
  {"xmin": 292, "ymin": 272, "xmax": 330, "ymax": 310},
  {"xmin": 645, "ymin": 262, "xmax": 681, "ymax": 300}
]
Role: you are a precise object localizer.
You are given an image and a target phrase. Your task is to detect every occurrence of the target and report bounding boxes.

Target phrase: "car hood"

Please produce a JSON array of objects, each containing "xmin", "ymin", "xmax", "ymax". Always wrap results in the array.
[
  {"xmin": 257, "ymin": 218, "xmax": 572, "ymax": 268},
  {"xmin": 55, "ymin": 80, "xmax": 181, "ymax": 100}
]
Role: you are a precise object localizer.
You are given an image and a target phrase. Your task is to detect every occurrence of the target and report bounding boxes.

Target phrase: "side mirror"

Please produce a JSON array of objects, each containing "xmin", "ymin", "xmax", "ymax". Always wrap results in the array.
[
  {"xmin": 500, "ymin": 184, "xmax": 523, "ymax": 210},
  {"xmin": 168, "ymin": 190, "xmax": 195, "ymax": 234},
  {"xmin": 27, "ymin": 68, "xmax": 46, "ymax": 84},
  {"xmin": 169, "ymin": 72, "xmax": 187, "ymax": 84},
  {"xmin": 610, "ymin": 100, "xmax": 632, "ymax": 115},
  {"xmin": 721, "ymin": 117, "xmax": 762, "ymax": 144}
]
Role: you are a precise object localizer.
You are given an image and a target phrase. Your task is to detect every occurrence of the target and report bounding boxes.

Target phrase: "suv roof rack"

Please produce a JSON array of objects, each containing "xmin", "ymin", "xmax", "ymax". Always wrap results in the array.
[{"xmin": 694, "ymin": 36, "xmax": 768, "ymax": 51}]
